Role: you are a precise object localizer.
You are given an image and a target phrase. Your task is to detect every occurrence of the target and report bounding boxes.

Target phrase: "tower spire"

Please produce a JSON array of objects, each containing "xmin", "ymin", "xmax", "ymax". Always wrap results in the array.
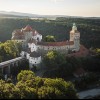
[{"xmin": 72, "ymin": 23, "xmax": 77, "ymax": 31}]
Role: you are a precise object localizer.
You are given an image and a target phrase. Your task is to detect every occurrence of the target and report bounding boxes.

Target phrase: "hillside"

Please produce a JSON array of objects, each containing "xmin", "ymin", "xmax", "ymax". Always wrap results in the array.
[
  {"xmin": 0, "ymin": 18, "xmax": 100, "ymax": 48},
  {"xmin": 0, "ymin": 11, "xmax": 39, "ymax": 18},
  {"xmin": 0, "ymin": 11, "xmax": 68, "ymax": 18}
]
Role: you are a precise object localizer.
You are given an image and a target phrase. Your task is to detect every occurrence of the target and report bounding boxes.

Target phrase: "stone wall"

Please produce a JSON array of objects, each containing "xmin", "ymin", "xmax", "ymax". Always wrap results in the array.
[{"xmin": 37, "ymin": 44, "xmax": 75, "ymax": 56}]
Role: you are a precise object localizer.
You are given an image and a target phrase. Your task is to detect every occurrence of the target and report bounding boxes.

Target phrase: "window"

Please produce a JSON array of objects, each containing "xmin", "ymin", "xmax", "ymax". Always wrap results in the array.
[{"xmin": 37, "ymin": 37, "xmax": 39, "ymax": 41}]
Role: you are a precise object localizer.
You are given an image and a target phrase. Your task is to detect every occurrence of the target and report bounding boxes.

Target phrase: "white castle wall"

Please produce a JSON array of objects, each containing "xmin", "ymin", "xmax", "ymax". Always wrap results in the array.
[
  {"xmin": 24, "ymin": 31, "xmax": 33, "ymax": 41},
  {"xmin": 12, "ymin": 40, "xmax": 26, "ymax": 43},
  {"xmin": 20, "ymin": 51, "xmax": 25, "ymax": 58},
  {"xmin": 29, "ymin": 56, "xmax": 42, "ymax": 69},
  {"xmin": 32, "ymin": 34, "xmax": 42, "ymax": 42},
  {"xmin": 37, "ymin": 45, "xmax": 74, "ymax": 52},
  {"xmin": 28, "ymin": 43, "xmax": 37, "ymax": 52},
  {"xmin": 26, "ymin": 53, "xmax": 30, "ymax": 59}
]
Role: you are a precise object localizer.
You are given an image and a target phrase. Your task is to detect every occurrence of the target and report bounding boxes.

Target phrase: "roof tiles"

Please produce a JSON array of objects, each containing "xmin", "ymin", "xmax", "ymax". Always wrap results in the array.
[{"xmin": 38, "ymin": 41, "xmax": 74, "ymax": 46}]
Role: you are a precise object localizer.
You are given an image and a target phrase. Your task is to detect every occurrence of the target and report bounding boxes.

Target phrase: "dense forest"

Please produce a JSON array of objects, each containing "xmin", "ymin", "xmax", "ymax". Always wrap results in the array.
[
  {"xmin": 0, "ymin": 18, "xmax": 100, "ymax": 98},
  {"xmin": 42, "ymin": 50, "xmax": 100, "ymax": 91},
  {"xmin": 0, "ymin": 18, "xmax": 100, "ymax": 48},
  {"xmin": 43, "ymin": 50, "xmax": 100, "ymax": 78}
]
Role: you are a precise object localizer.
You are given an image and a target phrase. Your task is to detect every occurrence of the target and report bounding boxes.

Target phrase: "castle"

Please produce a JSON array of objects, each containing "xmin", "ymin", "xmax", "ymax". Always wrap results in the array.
[{"xmin": 12, "ymin": 23, "xmax": 80, "ymax": 69}]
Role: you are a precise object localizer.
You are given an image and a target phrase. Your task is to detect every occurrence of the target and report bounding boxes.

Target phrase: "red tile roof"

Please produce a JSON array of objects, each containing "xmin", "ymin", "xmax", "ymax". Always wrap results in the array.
[
  {"xmin": 13, "ymin": 29, "xmax": 24, "ymax": 35},
  {"xmin": 12, "ymin": 29, "xmax": 25, "ymax": 39},
  {"xmin": 68, "ymin": 45, "xmax": 89, "ymax": 57},
  {"xmin": 28, "ymin": 39, "xmax": 36, "ymax": 44},
  {"xmin": 23, "ymin": 25, "xmax": 33, "ymax": 31},
  {"xmin": 38, "ymin": 41, "xmax": 74, "ymax": 46},
  {"xmin": 32, "ymin": 30, "xmax": 39, "ymax": 36},
  {"xmin": 12, "ymin": 25, "xmax": 42, "ymax": 40}
]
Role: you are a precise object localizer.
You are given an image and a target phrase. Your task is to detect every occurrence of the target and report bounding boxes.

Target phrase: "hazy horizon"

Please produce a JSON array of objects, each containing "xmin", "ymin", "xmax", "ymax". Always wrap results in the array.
[{"xmin": 0, "ymin": 0, "xmax": 100, "ymax": 17}]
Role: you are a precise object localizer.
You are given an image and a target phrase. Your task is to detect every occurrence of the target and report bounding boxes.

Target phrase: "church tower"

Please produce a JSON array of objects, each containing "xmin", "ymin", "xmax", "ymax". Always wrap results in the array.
[{"xmin": 70, "ymin": 23, "xmax": 80, "ymax": 51}]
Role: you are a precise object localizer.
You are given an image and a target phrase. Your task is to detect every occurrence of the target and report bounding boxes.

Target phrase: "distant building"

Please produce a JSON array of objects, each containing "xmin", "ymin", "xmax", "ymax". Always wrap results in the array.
[{"xmin": 12, "ymin": 23, "xmax": 81, "ymax": 70}]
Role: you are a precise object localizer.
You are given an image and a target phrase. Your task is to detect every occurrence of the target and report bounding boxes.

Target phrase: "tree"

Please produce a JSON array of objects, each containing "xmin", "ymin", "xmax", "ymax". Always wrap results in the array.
[
  {"xmin": 10, "ymin": 60, "xmax": 29, "ymax": 77},
  {"xmin": 43, "ymin": 56, "xmax": 83, "ymax": 79},
  {"xmin": 16, "ymin": 82, "xmax": 38, "ymax": 99},
  {"xmin": 0, "ymin": 40, "xmax": 22, "ymax": 62},
  {"xmin": 44, "ymin": 35, "xmax": 56, "ymax": 42},
  {"xmin": 0, "ymin": 80, "xmax": 19, "ymax": 99},
  {"xmin": 17, "ymin": 70, "xmax": 78, "ymax": 99},
  {"xmin": 43, "ymin": 78, "xmax": 78, "ymax": 99},
  {"xmin": 17, "ymin": 70, "xmax": 35, "ymax": 82},
  {"xmin": 0, "ymin": 70, "xmax": 78, "ymax": 99},
  {"xmin": 43, "ymin": 51, "xmax": 66, "ymax": 69}
]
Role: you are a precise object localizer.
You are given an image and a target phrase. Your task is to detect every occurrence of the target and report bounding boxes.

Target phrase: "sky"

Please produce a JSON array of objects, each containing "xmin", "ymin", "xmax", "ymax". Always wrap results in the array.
[{"xmin": 0, "ymin": 0, "xmax": 100, "ymax": 17}]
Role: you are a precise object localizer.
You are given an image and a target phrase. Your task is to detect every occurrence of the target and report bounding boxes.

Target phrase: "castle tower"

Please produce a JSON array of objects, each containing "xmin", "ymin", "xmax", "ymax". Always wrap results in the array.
[
  {"xmin": 70, "ymin": 23, "xmax": 80, "ymax": 51},
  {"xmin": 22, "ymin": 25, "xmax": 33, "ymax": 41}
]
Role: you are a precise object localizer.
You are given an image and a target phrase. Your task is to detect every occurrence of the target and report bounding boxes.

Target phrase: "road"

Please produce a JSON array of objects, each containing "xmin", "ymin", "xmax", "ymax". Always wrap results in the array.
[{"xmin": 78, "ymin": 88, "xmax": 100, "ymax": 99}]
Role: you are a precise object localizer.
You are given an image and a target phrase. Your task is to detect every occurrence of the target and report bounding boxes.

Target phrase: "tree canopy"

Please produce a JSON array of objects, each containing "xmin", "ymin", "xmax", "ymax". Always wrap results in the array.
[
  {"xmin": 0, "ymin": 70, "xmax": 78, "ymax": 99},
  {"xmin": 43, "ymin": 50, "xmax": 66, "ymax": 69},
  {"xmin": 0, "ymin": 40, "xmax": 22, "ymax": 62}
]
